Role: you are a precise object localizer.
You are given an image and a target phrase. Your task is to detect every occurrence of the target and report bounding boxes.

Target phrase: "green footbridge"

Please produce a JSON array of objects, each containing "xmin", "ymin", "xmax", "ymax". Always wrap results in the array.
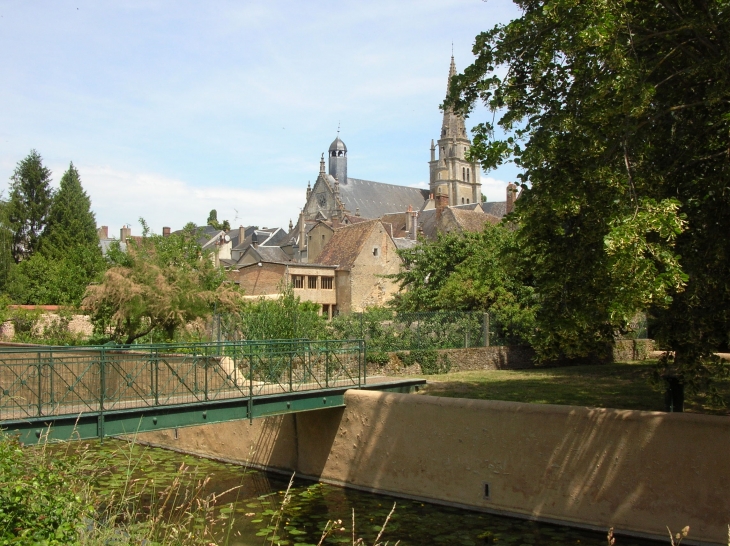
[{"xmin": 0, "ymin": 340, "xmax": 424, "ymax": 445}]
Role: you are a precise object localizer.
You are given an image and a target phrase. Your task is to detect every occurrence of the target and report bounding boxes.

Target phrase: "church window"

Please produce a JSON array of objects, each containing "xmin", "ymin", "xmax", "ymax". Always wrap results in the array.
[
  {"xmin": 462, "ymin": 197, "xmax": 465, "ymax": 204},
  {"xmin": 467, "ymin": 199, "xmax": 470, "ymax": 204},
  {"xmin": 321, "ymin": 277, "xmax": 333, "ymax": 290},
  {"xmin": 462, "ymin": 167, "xmax": 465, "ymax": 180},
  {"xmin": 308, "ymin": 276, "xmax": 317, "ymax": 289},
  {"xmin": 467, "ymin": 168, "xmax": 470, "ymax": 182},
  {"xmin": 292, "ymin": 275, "xmax": 304, "ymax": 289}
]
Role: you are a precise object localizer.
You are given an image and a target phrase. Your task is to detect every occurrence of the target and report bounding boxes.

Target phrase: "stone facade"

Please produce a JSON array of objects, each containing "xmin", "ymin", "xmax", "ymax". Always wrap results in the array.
[{"xmin": 429, "ymin": 56, "xmax": 482, "ymax": 206}]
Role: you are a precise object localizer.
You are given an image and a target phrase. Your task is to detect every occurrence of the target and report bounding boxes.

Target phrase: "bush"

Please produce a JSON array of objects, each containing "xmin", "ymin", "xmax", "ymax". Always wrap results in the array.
[
  {"xmin": 0, "ymin": 434, "xmax": 93, "ymax": 545},
  {"xmin": 366, "ymin": 351, "xmax": 391, "ymax": 366},
  {"xmin": 396, "ymin": 349, "xmax": 451, "ymax": 374}
]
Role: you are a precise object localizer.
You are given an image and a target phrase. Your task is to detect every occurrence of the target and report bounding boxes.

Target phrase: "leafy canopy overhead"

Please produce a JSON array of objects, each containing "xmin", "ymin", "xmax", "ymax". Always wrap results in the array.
[{"xmin": 450, "ymin": 0, "xmax": 730, "ymax": 389}]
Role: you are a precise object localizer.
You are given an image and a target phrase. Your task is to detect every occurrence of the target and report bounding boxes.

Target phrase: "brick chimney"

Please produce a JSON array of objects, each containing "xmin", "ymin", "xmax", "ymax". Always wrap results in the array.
[
  {"xmin": 238, "ymin": 225, "xmax": 245, "ymax": 245},
  {"xmin": 97, "ymin": 226, "xmax": 109, "ymax": 239},
  {"xmin": 435, "ymin": 187, "xmax": 449, "ymax": 220},
  {"xmin": 162, "ymin": 226, "xmax": 171, "ymax": 237},
  {"xmin": 506, "ymin": 182, "xmax": 518, "ymax": 214},
  {"xmin": 120, "ymin": 226, "xmax": 131, "ymax": 243}
]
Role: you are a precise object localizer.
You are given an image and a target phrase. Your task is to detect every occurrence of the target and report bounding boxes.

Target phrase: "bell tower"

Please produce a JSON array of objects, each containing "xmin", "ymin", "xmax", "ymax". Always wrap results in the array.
[
  {"xmin": 328, "ymin": 129, "xmax": 348, "ymax": 186},
  {"xmin": 429, "ymin": 56, "xmax": 481, "ymax": 206}
]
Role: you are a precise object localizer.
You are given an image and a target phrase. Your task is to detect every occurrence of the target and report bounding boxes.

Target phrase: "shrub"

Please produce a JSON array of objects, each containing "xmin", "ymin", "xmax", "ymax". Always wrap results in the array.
[{"xmin": 366, "ymin": 351, "xmax": 391, "ymax": 366}]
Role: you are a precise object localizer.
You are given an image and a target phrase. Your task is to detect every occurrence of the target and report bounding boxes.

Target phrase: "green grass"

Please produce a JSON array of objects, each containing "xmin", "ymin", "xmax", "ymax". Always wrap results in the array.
[{"xmin": 418, "ymin": 361, "xmax": 730, "ymax": 415}]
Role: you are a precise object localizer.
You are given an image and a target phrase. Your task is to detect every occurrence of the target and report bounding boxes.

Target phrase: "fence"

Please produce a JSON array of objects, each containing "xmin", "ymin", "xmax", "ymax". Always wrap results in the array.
[{"xmin": 0, "ymin": 339, "xmax": 365, "ymax": 421}]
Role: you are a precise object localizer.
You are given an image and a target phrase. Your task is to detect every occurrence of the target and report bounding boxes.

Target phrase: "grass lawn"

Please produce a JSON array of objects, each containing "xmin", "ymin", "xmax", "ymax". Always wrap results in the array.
[{"xmin": 418, "ymin": 361, "xmax": 730, "ymax": 415}]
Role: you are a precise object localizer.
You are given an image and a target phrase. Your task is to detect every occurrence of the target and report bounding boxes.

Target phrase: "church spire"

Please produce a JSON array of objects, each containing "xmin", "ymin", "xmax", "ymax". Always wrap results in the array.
[{"xmin": 441, "ymin": 55, "xmax": 466, "ymax": 140}]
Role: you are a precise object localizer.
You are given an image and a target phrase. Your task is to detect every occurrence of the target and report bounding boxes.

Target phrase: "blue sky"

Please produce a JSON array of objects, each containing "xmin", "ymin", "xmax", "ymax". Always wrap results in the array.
[{"xmin": 0, "ymin": 0, "xmax": 521, "ymax": 237}]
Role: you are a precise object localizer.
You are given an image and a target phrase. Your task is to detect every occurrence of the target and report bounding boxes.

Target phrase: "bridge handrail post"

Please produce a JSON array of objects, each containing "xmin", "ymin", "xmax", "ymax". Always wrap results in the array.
[
  {"xmin": 362, "ymin": 339, "xmax": 367, "ymax": 386},
  {"xmin": 248, "ymin": 342, "xmax": 253, "ymax": 424},
  {"xmin": 204, "ymin": 344, "xmax": 209, "ymax": 402},
  {"xmin": 288, "ymin": 342, "xmax": 293, "ymax": 393},
  {"xmin": 325, "ymin": 340, "xmax": 330, "ymax": 388},
  {"xmin": 153, "ymin": 348, "xmax": 159, "ymax": 406},
  {"xmin": 49, "ymin": 350, "xmax": 54, "ymax": 410},
  {"xmin": 36, "ymin": 351, "xmax": 43, "ymax": 417},
  {"xmin": 99, "ymin": 347, "xmax": 106, "ymax": 441}
]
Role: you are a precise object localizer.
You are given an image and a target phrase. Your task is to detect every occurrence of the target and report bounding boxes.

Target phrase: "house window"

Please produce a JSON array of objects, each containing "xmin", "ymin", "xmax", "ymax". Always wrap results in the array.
[
  {"xmin": 467, "ymin": 199, "xmax": 470, "ymax": 204},
  {"xmin": 373, "ymin": 247, "xmax": 379, "ymax": 257},
  {"xmin": 308, "ymin": 275, "xmax": 317, "ymax": 289},
  {"xmin": 292, "ymin": 275, "xmax": 304, "ymax": 289},
  {"xmin": 462, "ymin": 197, "xmax": 465, "ymax": 204},
  {"xmin": 321, "ymin": 277, "xmax": 333, "ymax": 289}
]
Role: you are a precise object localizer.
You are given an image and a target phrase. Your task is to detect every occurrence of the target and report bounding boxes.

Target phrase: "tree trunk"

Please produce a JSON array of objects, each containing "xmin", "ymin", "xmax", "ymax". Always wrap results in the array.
[{"xmin": 664, "ymin": 376, "xmax": 685, "ymax": 412}]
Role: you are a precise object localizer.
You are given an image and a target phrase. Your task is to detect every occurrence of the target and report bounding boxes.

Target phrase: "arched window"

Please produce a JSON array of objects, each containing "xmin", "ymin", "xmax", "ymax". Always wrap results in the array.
[
  {"xmin": 462, "ymin": 167, "xmax": 465, "ymax": 181},
  {"xmin": 461, "ymin": 197, "xmax": 465, "ymax": 204},
  {"xmin": 467, "ymin": 199, "xmax": 470, "ymax": 204},
  {"xmin": 467, "ymin": 169, "xmax": 470, "ymax": 183}
]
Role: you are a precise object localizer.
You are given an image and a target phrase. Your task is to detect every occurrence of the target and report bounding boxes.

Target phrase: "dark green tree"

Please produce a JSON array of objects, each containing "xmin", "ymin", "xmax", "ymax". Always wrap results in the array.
[
  {"xmin": 8, "ymin": 150, "xmax": 53, "ymax": 263},
  {"xmin": 391, "ymin": 225, "xmax": 535, "ymax": 344},
  {"xmin": 206, "ymin": 209, "xmax": 230, "ymax": 231},
  {"xmin": 6, "ymin": 163, "xmax": 106, "ymax": 305},
  {"xmin": 450, "ymin": 0, "xmax": 730, "ymax": 408},
  {"xmin": 0, "ymin": 200, "xmax": 14, "ymax": 292},
  {"xmin": 40, "ymin": 162, "xmax": 100, "ymax": 259}
]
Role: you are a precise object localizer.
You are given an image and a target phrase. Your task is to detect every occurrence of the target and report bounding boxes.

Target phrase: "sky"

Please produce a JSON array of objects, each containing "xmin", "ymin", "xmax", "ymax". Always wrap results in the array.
[{"xmin": 0, "ymin": 0, "xmax": 522, "ymax": 238}]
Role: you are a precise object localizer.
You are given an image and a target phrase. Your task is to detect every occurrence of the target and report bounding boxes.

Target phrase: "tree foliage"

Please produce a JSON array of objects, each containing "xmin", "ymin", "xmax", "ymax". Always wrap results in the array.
[
  {"xmin": 5, "ymin": 163, "xmax": 106, "ymax": 305},
  {"xmin": 450, "ymin": 0, "xmax": 730, "ymax": 397},
  {"xmin": 206, "ymin": 209, "xmax": 230, "ymax": 231},
  {"xmin": 390, "ymin": 225, "xmax": 535, "ymax": 344},
  {"xmin": 8, "ymin": 150, "xmax": 53, "ymax": 263},
  {"xmin": 83, "ymin": 221, "xmax": 240, "ymax": 344}
]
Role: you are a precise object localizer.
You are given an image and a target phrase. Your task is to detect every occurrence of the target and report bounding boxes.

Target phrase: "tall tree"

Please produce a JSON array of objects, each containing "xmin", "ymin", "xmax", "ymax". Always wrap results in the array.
[
  {"xmin": 450, "ymin": 0, "xmax": 730, "ymax": 407},
  {"xmin": 5, "ymin": 163, "xmax": 106, "ymax": 305},
  {"xmin": 40, "ymin": 162, "xmax": 100, "ymax": 259},
  {"xmin": 8, "ymin": 150, "xmax": 53, "ymax": 262}
]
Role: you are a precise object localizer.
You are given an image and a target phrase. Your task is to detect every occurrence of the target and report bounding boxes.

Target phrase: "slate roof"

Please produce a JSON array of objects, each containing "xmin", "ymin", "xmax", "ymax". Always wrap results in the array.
[
  {"xmin": 393, "ymin": 238, "xmax": 419, "ymax": 250},
  {"xmin": 337, "ymin": 177, "xmax": 429, "ymax": 220},
  {"xmin": 253, "ymin": 246, "xmax": 291, "ymax": 263},
  {"xmin": 315, "ymin": 219, "xmax": 380, "ymax": 270},
  {"xmin": 481, "ymin": 201, "xmax": 507, "ymax": 217}
]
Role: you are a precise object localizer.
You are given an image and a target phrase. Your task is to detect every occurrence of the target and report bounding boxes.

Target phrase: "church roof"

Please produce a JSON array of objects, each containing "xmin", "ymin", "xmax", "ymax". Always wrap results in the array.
[
  {"xmin": 337, "ymin": 177, "xmax": 429, "ymax": 220},
  {"xmin": 329, "ymin": 136, "xmax": 347, "ymax": 152}
]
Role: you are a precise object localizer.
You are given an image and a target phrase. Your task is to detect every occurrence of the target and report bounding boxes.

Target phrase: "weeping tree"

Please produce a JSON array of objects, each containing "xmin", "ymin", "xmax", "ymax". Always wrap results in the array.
[
  {"xmin": 449, "ymin": 0, "xmax": 730, "ymax": 409},
  {"xmin": 83, "ymin": 221, "xmax": 241, "ymax": 344}
]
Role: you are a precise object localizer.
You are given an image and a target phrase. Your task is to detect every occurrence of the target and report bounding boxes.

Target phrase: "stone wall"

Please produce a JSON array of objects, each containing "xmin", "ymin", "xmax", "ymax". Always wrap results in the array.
[
  {"xmin": 135, "ymin": 390, "xmax": 730, "ymax": 545},
  {"xmin": 367, "ymin": 346, "xmax": 536, "ymax": 376}
]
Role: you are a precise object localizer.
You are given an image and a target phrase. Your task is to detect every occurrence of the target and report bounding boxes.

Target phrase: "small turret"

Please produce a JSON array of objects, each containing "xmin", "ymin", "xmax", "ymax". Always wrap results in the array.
[{"xmin": 328, "ymin": 132, "xmax": 348, "ymax": 186}]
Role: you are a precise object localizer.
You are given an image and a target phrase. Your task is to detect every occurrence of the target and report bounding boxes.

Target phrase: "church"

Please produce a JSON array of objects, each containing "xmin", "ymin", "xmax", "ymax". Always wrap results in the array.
[{"xmin": 292, "ymin": 55, "xmax": 503, "ymax": 261}]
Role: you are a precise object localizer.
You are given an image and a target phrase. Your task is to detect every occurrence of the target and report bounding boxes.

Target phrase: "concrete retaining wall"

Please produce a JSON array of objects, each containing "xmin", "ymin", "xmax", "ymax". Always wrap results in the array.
[{"xmin": 134, "ymin": 390, "xmax": 730, "ymax": 545}]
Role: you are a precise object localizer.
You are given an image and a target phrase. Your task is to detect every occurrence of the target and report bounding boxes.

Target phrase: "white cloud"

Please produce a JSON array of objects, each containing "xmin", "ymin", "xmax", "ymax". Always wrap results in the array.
[
  {"xmin": 481, "ymin": 176, "xmax": 510, "ymax": 203},
  {"xmin": 75, "ymin": 165, "xmax": 302, "ymax": 236}
]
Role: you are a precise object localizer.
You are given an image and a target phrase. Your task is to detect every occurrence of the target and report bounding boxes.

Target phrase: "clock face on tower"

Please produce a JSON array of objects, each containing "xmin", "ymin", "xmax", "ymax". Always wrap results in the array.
[{"xmin": 316, "ymin": 193, "xmax": 327, "ymax": 207}]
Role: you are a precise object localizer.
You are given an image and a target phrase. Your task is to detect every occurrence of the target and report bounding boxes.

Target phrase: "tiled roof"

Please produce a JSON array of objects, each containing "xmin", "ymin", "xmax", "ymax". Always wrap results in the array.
[
  {"xmin": 450, "ymin": 207, "xmax": 501, "ymax": 232},
  {"xmin": 315, "ymin": 219, "xmax": 379, "ymax": 270},
  {"xmin": 337, "ymin": 178, "xmax": 429, "ymax": 220}
]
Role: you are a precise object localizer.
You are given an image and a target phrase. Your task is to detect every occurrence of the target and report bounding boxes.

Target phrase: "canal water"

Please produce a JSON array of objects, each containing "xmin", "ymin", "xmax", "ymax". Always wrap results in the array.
[{"xmin": 80, "ymin": 439, "xmax": 663, "ymax": 546}]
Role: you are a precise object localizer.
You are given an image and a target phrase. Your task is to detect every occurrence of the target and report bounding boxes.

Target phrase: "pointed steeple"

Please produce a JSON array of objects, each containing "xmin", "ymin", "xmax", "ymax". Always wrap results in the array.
[
  {"xmin": 319, "ymin": 153, "xmax": 326, "ymax": 174},
  {"xmin": 441, "ymin": 55, "xmax": 467, "ymax": 141}
]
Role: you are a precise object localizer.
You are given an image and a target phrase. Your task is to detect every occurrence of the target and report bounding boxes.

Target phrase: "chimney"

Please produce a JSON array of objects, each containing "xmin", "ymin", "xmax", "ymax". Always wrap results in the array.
[
  {"xmin": 405, "ymin": 205, "xmax": 412, "ymax": 232},
  {"xmin": 252, "ymin": 231, "xmax": 259, "ymax": 249},
  {"xmin": 506, "ymin": 182, "xmax": 518, "ymax": 214},
  {"xmin": 435, "ymin": 187, "xmax": 449, "ymax": 220},
  {"xmin": 97, "ymin": 226, "xmax": 109, "ymax": 239},
  {"xmin": 410, "ymin": 209, "xmax": 419, "ymax": 240},
  {"xmin": 162, "ymin": 226, "xmax": 171, "ymax": 237},
  {"xmin": 238, "ymin": 225, "xmax": 245, "ymax": 245},
  {"xmin": 298, "ymin": 211, "xmax": 306, "ymax": 250},
  {"xmin": 120, "ymin": 226, "xmax": 131, "ymax": 243}
]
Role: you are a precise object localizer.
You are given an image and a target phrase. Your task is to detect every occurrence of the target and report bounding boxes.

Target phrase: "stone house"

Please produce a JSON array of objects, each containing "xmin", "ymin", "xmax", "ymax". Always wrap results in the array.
[{"xmin": 316, "ymin": 219, "xmax": 402, "ymax": 313}]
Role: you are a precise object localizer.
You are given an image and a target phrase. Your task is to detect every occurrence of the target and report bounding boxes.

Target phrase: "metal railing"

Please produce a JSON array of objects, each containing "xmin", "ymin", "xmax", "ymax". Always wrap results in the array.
[{"xmin": 0, "ymin": 339, "xmax": 365, "ymax": 421}]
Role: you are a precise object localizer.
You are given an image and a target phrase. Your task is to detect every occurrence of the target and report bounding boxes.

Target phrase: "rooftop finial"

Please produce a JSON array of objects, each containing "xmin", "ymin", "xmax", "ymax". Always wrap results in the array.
[{"xmin": 337, "ymin": 121, "xmax": 340, "ymax": 136}]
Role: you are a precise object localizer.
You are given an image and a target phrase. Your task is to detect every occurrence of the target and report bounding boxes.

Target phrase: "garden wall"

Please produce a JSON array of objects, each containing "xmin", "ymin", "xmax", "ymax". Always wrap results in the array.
[
  {"xmin": 368, "ymin": 341, "xmax": 654, "ymax": 376},
  {"xmin": 135, "ymin": 390, "xmax": 730, "ymax": 545}
]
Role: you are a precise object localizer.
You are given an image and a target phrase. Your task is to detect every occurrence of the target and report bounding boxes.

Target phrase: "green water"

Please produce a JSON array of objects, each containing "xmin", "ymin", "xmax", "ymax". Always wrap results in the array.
[{"xmin": 78, "ymin": 440, "xmax": 663, "ymax": 546}]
